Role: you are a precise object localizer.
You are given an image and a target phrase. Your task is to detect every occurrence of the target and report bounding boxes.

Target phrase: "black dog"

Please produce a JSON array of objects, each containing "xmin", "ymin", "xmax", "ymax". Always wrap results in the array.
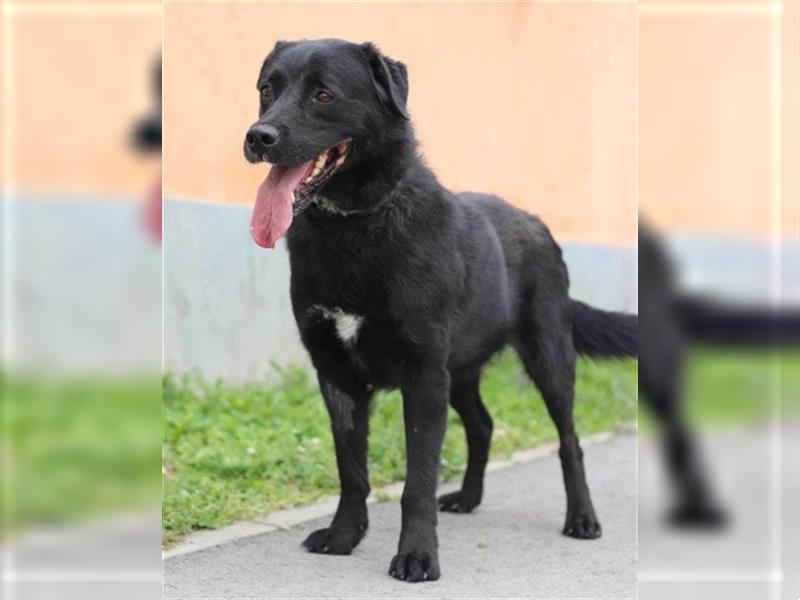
[{"xmin": 243, "ymin": 39, "xmax": 637, "ymax": 582}]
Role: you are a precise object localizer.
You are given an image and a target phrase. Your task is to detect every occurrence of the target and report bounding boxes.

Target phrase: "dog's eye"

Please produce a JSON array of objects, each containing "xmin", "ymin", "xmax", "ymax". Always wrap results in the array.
[
  {"xmin": 315, "ymin": 90, "xmax": 334, "ymax": 104},
  {"xmin": 260, "ymin": 84, "xmax": 273, "ymax": 98}
]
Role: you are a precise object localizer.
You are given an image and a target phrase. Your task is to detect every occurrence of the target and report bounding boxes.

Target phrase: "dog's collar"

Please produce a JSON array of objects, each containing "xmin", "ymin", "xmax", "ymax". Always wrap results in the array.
[
  {"xmin": 309, "ymin": 170, "xmax": 411, "ymax": 217},
  {"xmin": 310, "ymin": 194, "xmax": 393, "ymax": 217}
]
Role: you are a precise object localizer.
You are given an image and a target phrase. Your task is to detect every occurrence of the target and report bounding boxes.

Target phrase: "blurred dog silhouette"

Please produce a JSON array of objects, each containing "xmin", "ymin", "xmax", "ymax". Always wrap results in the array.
[
  {"xmin": 132, "ymin": 58, "xmax": 161, "ymax": 154},
  {"xmin": 131, "ymin": 57, "xmax": 161, "ymax": 242},
  {"xmin": 639, "ymin": 221, "xmax": 800, "ymax": 528}
]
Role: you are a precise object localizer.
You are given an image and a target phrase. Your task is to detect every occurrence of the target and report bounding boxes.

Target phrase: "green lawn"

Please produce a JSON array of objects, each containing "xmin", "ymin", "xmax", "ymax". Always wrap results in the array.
[
  {"xmin": 163, "ymin": 352, "xmax": 637, "ymax": 547},
  {"xmin": 1, "ymin": 373, "xmax": 161, "ymax": 538},
  {"xmin": 3, "ymin": 345, "xmax": 794, "ymax": 549},
  {"xmin": 639, "ymin": 349, "xmax": 800, "ymax": 430},
  {"xmin": 6, "ymin": 348, "xmax": 793, "ymax": 547}
]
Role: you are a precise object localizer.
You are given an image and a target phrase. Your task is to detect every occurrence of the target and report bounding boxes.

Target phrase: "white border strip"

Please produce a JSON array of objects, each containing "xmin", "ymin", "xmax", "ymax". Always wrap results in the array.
[
  {"xmin": 2, "ymin": 10, "xmax": 18, "ymax": 600},
  {"xmin": 1, "ymin": 4, "xmax": 161, "ymax": 16},
  {"xmin": 638, "ymin": 568, "xmax": 784, "ymax": 583},
  {"xmin": 2, "ymin": 569, "xmax": 162, "ymax": 583},
  {"xmin": 640, "ymin": 3, "xmax": 783, "ymax": 17}
]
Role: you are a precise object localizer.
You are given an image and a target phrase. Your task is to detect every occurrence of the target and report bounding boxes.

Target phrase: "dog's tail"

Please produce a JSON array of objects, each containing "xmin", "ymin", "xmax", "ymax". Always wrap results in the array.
[
  {"xmin": 571, "ymin": 299, "xmax": 638, "ymax": 358},
  {"xmin": 677, "ymin": 295, "xmax": 800, "ymax": 348}
]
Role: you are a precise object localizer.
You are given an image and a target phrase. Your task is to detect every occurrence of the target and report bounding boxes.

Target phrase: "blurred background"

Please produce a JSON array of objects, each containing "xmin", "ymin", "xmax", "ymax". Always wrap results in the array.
[
  {"xmin": 1, "ymin": 2, "xmax": 162, "ymax": 599},
  {"xmin": 638, "ymin": 1, "xmax": 799, "ymax": 599}
]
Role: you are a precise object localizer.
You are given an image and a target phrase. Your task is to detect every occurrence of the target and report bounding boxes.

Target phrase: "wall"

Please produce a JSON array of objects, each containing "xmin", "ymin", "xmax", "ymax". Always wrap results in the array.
[
  {"xmin": 2, "ymin": 4, "xmax": 162, "ymax": 373},
  {"xmin": 639, "ymin": 0, "xmax": 799, "ymax": 241},
  {"xmin": 4, "ymin": 4, "xmax": 161, "ymax": 196},
  {"xmin": 6, "ymin": 2, "xmax": 796, "ymax": 380},
  {"xmin": 163, "ymin": 1, "xmax": 637, "ymax": 246}
]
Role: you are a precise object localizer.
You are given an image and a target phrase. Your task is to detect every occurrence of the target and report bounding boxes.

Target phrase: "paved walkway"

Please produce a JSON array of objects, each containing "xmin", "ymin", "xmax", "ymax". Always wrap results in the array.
[{"xmin": 165, "ymin": 434, "xmax": 636, "ymax": 599}]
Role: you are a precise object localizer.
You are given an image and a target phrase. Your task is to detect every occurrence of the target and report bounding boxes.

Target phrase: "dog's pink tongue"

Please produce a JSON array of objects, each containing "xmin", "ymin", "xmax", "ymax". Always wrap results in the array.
[{"xmin": 250, "ymin": 160, "xmax": 313, "ymax": 248}]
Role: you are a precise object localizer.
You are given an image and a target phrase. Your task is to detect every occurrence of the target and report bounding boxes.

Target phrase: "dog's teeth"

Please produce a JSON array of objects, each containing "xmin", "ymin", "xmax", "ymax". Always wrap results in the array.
[
  {"xmin": 336, "ymin": 157, "xmax": 345, "ymax": 167},
  {"xmin": 304, "ymin": 176, "xmax": 313, "ymax": 183},
  {"xmin": 315, "ymin": 153, "xmax": 327, "ymax": 169}
]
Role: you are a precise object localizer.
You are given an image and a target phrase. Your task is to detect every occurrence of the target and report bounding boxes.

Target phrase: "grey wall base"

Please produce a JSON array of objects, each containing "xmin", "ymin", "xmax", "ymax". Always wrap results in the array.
[
  {"xmin": 11, "ymin": 197, "xmax": 793, "ymax": 383},
  {"xmin": 4, "ymin": 195, "xmax": 162, "ymax": 374},
  {"xmin": 165, "ymin": 199, "xmax": 637, "ymax": 383}
]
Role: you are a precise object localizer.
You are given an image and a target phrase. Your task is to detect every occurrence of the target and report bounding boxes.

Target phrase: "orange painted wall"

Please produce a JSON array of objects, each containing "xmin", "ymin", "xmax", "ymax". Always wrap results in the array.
[
  {"xmin": 639, "ymin": 0, "xmax": 799, "ymax": 240},
  {"xmin": 163, "ymin": 2, "xmax": 637, "ymax": 246},
  {"xmin": 3, "ymin": 6, "xmax": 161, "ymax": 197},
  {"xmin": 7, "ymin": 2, "xmax": 793, "ymax": 242}
]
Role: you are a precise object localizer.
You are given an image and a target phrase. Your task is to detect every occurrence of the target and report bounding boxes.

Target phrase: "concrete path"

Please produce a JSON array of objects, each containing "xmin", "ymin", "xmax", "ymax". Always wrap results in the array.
[
  {"xmin": 638, "ymin": 424, "xmax": 800, "ymax": 600},
  {"xmin": 2, "ymin": 511, "xmax": 162, "ymax": 600},
  {"xmin": 165, "ymin": 434, "xmax": 636, "ymax": 599}
]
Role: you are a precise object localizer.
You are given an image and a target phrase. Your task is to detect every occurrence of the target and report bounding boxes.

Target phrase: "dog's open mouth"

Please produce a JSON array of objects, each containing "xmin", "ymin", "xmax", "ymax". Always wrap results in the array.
[
  {"xmin": 250, "ymin": 140, "xmax": 350, "ymax": 249},
  {"xmin": 293, "ymin": 141, "xmax": 350, "ymax": 211}
]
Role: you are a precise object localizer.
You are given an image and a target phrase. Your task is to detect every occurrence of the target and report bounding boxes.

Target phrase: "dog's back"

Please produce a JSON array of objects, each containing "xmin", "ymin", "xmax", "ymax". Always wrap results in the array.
[{"xmin": 456, "ymin": 192, "xmax": 569, "ymax": 318}]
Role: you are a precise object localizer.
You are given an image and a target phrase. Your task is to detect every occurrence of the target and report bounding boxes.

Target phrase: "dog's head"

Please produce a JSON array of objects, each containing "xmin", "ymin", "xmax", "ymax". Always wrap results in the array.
[
  {"xmin": 132, "ymin": 58, "xmax": 162, "ymax": 153},
  {"xmin": 243, "ymin": 39, "xmax": 409, "ymax": 248}
]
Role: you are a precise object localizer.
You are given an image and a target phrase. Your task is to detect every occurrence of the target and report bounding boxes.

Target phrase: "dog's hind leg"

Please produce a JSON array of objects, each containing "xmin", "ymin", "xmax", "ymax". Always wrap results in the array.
[
  {"xmin": 639, "ymin": 373, "xmax": 727, "ymax": 528},
  {"xmin": 438, "ymin": 370, "xmax": 493, "ymax": 513},
  {"xmin": 515, "ymin": 302, "xmax": 602, "ymax": 539}
]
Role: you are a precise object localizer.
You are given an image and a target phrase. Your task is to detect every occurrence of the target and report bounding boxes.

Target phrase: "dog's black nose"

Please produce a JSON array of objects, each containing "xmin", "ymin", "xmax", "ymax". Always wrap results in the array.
[{"xmin": 246, "ymin": 123, "xmax": 280, "ymax": 150}]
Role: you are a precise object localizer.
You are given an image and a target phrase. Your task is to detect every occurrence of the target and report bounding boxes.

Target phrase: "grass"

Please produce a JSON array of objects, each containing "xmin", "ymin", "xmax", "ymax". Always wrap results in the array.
[
  {"xmin": 163, "ymin": 352, "xmax": 637, "ymax": 547},
  {"xmin": 3, "ymin": 346, "xmax": 793, "ymax": 547},
  {"xmin": 685, "ymin": 348, "xmax": 800, "ymax": 425},
  {"xmin": 1, "ymin": 372, "xmax": 161, "ymax": 538},
  {"xmin": 639, "ymin": 349, "xmax": 800, "ymax": 431},
  {"xmin": 5, "ymin": 348, "xmax": 793, "ymax": 546}
]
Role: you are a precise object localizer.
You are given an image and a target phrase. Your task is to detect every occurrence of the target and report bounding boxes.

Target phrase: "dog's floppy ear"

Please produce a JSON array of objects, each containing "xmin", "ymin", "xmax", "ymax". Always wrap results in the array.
[
  {"xmin": 361, "ymin": 42, "xmax": 409, "ymax": 120},
  {"xmin": 258, "ymin": 40, "xmax": 292, "ymax": 84},
  {"xmin": 270, "ymin": 40, "xmax": 291, "ymax": 56}
]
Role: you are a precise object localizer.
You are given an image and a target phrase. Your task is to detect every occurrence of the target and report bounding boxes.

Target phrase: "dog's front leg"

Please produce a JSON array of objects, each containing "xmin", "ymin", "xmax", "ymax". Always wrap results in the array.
[
  {"xmin": 303, "ymin": 375, "xmax": 371, "ymax": 555},
  {"xmin": 389, "ymin": 365, "xmax": 449, "ymax": 582}
]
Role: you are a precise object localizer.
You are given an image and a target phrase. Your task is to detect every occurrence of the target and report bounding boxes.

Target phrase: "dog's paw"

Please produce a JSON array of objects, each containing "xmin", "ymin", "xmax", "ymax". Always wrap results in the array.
[
  {"xmin": 437, "ymin": 490, "xmax": 480, "ymax": 513},
  {"xmin": 302, "ymin": 526, "xmax": 365, "ymax": 555},
  {"xmin": 388, "ymin": 551, "xmax": 440, "ymax": 582},
  {"xmin": 563, "ymin": 510, "xmax": 602, "ymax": 539},
  {"xmin": 667, "ymin": 502, "xmax": 728, "ymax": 530}
]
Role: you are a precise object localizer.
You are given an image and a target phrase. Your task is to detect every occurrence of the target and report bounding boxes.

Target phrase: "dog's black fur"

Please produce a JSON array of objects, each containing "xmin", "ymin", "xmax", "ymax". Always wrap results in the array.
[{"xmin": 244, "ymin": 39, "xmax": 637, "ymax": 582}]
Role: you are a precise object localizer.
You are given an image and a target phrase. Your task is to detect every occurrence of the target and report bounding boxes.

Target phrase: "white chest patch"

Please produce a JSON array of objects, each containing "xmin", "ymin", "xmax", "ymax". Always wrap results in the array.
[{"xmin": 312, "ymin": 306, "xmax": 364, "ymax": 346}]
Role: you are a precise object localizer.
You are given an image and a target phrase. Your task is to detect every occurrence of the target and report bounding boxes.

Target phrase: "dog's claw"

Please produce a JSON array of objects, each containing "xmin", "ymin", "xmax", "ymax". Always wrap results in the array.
[
  {"xmin": 437, "ymin": 490, "xmax": 481, "ymax": 514},
  {"xmin": 302, "ymin": 526, "xmax": 365, "ymax": 555},
  {"xmin": 388, "ymin": 551, "xmax": 439, "ymax": 583},
  {"xmin": 563, "ymin": 511, "xmax": 602, "ymax": 539}
]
